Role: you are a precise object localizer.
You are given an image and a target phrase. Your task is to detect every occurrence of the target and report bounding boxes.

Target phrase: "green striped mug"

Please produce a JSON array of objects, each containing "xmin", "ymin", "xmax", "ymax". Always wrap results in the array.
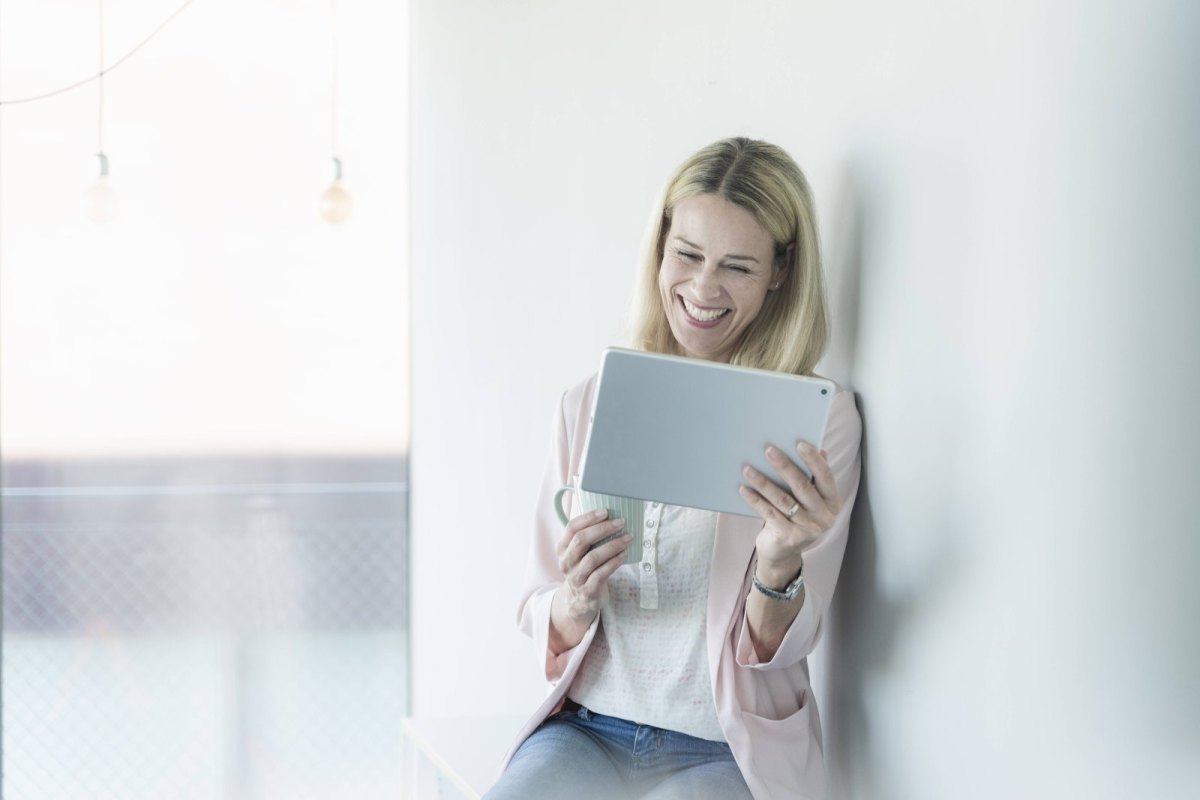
[{"xmin": 553, "ymin": 476, "xmax": 643, "ymax": 565}]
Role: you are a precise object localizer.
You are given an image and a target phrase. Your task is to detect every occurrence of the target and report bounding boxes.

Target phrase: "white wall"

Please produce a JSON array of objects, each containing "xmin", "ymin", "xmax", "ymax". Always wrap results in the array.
[{"xmin": 410, "ymin": 2, "xmax": 1199, "ymax": 797}]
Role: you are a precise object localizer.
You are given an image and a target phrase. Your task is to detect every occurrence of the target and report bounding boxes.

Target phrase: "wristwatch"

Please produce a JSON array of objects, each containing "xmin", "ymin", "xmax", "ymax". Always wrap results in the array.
[{"xmin": 752, "ymin": 561, "xmax": 805, "ymax": 601}]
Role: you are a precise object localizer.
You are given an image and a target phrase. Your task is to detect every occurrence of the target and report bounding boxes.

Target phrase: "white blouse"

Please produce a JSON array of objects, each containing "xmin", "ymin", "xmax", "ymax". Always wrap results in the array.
[{"xmin": 567, "ymin": 501, "xmax": 725, "ymax": 742}]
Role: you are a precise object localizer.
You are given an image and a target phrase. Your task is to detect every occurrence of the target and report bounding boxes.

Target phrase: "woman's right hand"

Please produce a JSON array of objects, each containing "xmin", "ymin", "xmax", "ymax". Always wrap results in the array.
[{"xmin": 548, "ymin": 509, "xmax": 631, "ymax": 652}]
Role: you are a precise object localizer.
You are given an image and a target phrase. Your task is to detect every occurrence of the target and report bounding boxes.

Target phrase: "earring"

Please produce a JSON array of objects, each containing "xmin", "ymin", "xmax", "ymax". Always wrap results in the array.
[{"xmin": 771, "ymin": 283, "xmax": 781, "ymax": 290}]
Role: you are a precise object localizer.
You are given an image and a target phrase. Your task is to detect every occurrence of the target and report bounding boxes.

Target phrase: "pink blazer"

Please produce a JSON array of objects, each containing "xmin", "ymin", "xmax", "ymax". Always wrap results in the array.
[{"xmin": 497, "ymin": 372, "xmax": 863, "ymax": 800}]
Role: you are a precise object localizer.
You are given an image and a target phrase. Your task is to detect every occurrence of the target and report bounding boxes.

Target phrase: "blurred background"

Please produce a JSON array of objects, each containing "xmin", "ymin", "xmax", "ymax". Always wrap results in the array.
[
  {"xmin": 1, "ymin": 0, "xmax": 409, "ymax": 798},
  {"xmin": 4, "ymin": 1, "xmax": 1199, "ymax": 799}
]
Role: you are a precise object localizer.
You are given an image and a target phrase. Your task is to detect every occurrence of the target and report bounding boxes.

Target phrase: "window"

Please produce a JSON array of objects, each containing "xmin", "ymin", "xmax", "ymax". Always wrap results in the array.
[{"xmin": 0, "ymin": 3, "xmax": 410, "ymax": 797}]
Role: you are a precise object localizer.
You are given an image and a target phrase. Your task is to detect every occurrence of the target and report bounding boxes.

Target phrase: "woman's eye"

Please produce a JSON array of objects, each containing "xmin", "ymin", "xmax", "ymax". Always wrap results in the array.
[
  {"xmin": 726, "ymin": 264, "xmax": 751, "ymax": 274},
  {"xmin": 677, "ymin": 250, "xmax": 700, "ymax": 260}
]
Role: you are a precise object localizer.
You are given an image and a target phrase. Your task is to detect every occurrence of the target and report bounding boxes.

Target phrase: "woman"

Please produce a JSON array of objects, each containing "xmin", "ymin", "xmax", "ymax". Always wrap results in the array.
[{"xmin": 485, "ymin": 137, "xmax": 863, "ymax": 800}]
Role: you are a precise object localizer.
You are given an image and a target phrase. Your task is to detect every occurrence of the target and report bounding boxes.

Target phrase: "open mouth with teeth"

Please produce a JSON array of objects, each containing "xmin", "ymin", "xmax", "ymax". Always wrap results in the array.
[{"xmin": 679, "ymin": 295, "xmax": 731, "ymax": 326}]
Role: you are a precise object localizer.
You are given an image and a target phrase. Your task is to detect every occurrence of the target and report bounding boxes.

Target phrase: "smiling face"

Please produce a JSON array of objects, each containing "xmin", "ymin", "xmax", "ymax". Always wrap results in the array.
[{"xmin": 657, "ymin": 193, "xmax": 787, "ymax": 363}]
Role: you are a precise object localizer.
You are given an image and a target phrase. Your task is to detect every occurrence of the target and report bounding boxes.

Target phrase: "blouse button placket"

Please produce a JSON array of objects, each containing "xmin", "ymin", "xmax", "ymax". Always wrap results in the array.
[{"xmin": 639, "ymin": 502, "xmax": 663, "ymax": 609}]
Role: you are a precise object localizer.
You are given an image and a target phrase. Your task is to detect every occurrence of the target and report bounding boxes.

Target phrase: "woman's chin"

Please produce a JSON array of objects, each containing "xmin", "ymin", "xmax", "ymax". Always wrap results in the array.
[{"xmin": 671, "ymin": 333, "xmax": 731, "ymax": 363}]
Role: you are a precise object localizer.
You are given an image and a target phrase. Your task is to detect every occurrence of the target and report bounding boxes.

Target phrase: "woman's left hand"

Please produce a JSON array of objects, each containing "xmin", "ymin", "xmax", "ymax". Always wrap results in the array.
[{"xmin": 738, "ymin": 441, "xmax": 841, "ymax": 586}]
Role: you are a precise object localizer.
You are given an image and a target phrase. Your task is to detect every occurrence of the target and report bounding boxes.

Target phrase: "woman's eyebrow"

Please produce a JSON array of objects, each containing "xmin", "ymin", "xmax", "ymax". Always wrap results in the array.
[{"xmin": 671, "ymin": 236, "xmax": 760, "ymax": 263}]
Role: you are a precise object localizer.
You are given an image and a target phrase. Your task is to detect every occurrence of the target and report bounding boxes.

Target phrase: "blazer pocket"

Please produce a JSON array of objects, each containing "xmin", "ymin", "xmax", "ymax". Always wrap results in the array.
[{"xmin": 738, "ymin": 695, "xmax": 825, "ymax": 798}]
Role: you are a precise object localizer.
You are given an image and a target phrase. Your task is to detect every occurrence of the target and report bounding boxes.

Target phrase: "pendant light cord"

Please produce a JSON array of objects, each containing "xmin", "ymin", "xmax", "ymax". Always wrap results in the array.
[
  {"xmin": 98, "ymin": 0, "xmax": 105, "ymax": 154},
  {"xmin": 330, "ymin": 0, "xmax": 339, "ymax": 160}
]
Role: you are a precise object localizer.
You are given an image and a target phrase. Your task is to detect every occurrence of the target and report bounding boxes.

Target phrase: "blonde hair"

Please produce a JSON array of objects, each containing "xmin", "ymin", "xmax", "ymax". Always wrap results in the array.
[{"xmin": 628, "ymin": 137, "xmax": 828, "ymax": 375}]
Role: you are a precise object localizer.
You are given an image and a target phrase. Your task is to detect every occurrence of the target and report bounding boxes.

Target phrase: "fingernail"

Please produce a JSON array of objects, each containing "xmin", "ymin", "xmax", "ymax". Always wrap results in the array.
[
  {"xmin": 622, "ymin": 533, "xmax": 633, "ymax": 542},
  {"xmin": 743, "ymin": 464, "xmax": 754, "ymax": 477},
  {"xmin": 766, "ymin": 446, "xmax": 781, "ymax": 460},
  {"xmin": 611, "ymin": 518, "xmax": 625, "ymax": 528},
  {"xmin": 595, "ymin": 509, "xmax": 608, "ymax": 519}
]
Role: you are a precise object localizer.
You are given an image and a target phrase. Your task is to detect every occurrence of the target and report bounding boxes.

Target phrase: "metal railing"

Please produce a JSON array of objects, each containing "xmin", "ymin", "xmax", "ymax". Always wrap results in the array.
[{"xmin": 2, "ymin": 457, "xmax": 409, "ymax": 800}]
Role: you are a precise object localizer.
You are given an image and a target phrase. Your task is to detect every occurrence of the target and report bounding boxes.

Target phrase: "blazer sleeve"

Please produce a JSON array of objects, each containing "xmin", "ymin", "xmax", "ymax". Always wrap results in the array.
[
  {"xmin": 515, "ymin": 390, "xmax": 601, "ymax": 683},
  {"xmin": 734, "ymin": 387, "xmax": 864, "ymax": 670}
]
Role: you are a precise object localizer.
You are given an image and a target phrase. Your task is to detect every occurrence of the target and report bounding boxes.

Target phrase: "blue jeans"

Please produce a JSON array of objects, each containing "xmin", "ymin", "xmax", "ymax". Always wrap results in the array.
[{"xmin": 483, "ymin": 701, "xmax": 752, "ymax": 800}]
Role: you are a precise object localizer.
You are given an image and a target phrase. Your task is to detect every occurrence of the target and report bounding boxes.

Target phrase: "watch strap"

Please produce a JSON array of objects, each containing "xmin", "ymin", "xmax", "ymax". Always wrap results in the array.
[{"xmin": 751, "ymin": 561, "xmax": 805, "ymax": 601}]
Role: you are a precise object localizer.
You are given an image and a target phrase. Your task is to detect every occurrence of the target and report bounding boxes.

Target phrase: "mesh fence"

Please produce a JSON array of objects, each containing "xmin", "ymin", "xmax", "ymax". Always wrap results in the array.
[{"xmin": 2, "ymin": 456, "xmax": 408, "ymax": 800}]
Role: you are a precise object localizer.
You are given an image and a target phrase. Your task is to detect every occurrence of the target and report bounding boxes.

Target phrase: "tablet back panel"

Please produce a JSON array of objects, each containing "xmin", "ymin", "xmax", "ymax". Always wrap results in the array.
[{"xmin": 579, "ymin": 348, "xmax": 836, "ymax": 516}]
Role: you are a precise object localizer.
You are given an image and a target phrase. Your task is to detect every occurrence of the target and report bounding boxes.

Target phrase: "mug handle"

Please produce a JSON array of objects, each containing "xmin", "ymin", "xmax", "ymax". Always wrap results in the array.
[{"xmin": 553, "ymin": 486, "xmax": 572, "ymax": 526}]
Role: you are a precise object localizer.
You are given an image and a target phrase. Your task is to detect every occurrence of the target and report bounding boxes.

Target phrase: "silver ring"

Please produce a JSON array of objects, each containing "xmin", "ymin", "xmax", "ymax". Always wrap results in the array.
[{"xmin": 784, "ymin": 500, "xmax": 801, "ymax": 519}]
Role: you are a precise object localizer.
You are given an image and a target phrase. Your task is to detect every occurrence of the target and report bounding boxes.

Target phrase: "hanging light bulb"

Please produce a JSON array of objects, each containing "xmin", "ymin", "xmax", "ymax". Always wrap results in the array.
[
  {"xmin": 321, "ymin": 156, "xmax": 352, "ymax": 223},
  {"xmin": 86, "ymin": 152, "xmax": 117, "ymax": 223}
]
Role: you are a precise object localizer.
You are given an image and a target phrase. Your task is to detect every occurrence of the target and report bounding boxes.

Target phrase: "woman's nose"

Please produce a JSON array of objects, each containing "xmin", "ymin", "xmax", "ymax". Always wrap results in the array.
[{"xmin": 691, "ymin": 265, "xmax": 722, "ymax": 300}]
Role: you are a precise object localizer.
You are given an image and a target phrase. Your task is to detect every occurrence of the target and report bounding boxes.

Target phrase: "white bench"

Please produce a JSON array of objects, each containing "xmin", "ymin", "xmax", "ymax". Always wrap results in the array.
[{"xmin": 401, "ymin": 715, "xmax": 527, "ymax": 799}]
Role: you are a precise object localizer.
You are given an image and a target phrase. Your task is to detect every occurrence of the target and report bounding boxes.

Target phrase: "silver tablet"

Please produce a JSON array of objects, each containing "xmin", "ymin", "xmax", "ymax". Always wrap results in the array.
[{"xmin": 579, "ymin": 348, "xmax": 836, "ymax": 517}]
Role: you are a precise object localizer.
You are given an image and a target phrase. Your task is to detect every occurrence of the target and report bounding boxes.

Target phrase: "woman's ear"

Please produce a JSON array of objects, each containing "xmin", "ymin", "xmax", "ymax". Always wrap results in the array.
[
  {"xmin": 769, "ymin": 266, "xmax": 790, "ymax": 291},
  {"xmin": 770, "ymin": 241, "xmax": 796, "ymax": 290}
]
